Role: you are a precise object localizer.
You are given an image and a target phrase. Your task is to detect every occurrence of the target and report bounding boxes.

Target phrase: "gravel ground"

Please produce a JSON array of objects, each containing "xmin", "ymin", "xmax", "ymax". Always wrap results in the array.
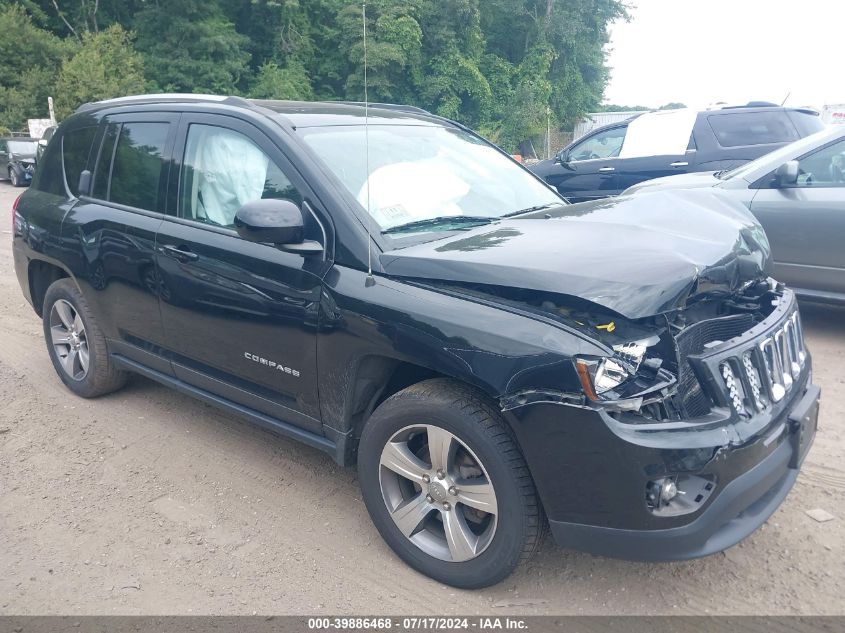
[{"xmin": 1, "ymin": 181, "xmax": 843, "ymax": 615}]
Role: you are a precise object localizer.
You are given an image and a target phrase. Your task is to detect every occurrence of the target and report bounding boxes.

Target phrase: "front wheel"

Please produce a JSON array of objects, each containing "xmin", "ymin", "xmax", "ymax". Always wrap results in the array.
[
  {"xmin": 358, "ymin": 379, "xmax": 542, "ymax": 588},
  {"xmin": 10, "ymin": 169, "xmax": 21, "ymax": 187}
]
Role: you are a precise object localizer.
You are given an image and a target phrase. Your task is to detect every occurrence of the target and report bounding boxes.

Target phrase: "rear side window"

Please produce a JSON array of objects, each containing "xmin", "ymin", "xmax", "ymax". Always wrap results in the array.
[
  {"xmin": 94, "ymin": 121, "xmax": 170, "ymax": 211},
  {"xmin": 708, "ymin": 111, "xmax": 797, "ymax": 148},
  {"xmin": 62, "ymin": 126, "xmax": 98, "ymax": 196}
]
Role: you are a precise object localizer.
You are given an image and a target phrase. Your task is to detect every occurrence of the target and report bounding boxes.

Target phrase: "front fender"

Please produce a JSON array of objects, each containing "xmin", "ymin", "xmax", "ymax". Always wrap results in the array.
[{"xmin": 317, "ymin": 266, "xmax": 606, "ymax": 433}]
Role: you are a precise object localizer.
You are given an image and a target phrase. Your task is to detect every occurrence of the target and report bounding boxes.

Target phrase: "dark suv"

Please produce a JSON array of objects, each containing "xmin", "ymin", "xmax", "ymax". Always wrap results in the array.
[
  {"xmin": 532, "ymin": 104, "xmax": 825, "ymax": 202},
  {"xmin": 12, "ymin": 94, "xmax": 820, "ymax": 588},
  {"xmin": 1, "ymin": 136, "xmax": 38, "ymax": 187}
]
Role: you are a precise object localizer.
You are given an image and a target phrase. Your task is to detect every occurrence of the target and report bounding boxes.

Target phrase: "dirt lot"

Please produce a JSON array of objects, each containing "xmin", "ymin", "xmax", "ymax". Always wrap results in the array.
[{"xmin": 1, "ymin": 181, "xmax": 843, "ymax": 615}]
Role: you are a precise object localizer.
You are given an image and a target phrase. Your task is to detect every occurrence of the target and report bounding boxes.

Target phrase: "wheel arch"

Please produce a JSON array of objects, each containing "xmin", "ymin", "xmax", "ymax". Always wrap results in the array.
[
  {"xmin": 336, "ymin": 354, "xmax": 520, "ymax": 466},
  {"xmin": 28, "ymin": 259, "xmax": 71, "ymax": 317}
]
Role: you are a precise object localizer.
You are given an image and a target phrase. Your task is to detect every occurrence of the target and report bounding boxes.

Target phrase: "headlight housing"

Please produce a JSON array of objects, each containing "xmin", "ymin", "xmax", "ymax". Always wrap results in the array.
[{"xmin": 575, "ymin": 336, "xmax": 658, "ymax": 401}]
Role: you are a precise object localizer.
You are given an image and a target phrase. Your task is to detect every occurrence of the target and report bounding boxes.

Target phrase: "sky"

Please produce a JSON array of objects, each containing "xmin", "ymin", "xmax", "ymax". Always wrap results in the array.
[{"xmin": 603, "ymin": 0, "xmax": 845, "ymax": 111}]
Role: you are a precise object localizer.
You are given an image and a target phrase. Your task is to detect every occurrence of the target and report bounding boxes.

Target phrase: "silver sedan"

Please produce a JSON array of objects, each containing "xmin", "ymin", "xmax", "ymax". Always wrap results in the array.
[{"xmin": 622, "ymin": 126, "xmax": 845, "ymax": 303}]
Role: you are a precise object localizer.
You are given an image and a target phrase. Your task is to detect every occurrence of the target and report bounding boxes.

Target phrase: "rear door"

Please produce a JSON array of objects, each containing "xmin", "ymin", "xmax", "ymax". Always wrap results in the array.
[
  {"xmin": 154, "ymin": 113, "xmax": 329, "ymax": 433},
  {"xmin": 61, "ymin": 114, "xmax": 176, "ymax": 373},
  {"xmin": 749, "ymin": 136, "xmax": 845, "ymax": 295},
  {"xmin": 547, "ymin": 125, "xmax": 626, "ymax": 201}
]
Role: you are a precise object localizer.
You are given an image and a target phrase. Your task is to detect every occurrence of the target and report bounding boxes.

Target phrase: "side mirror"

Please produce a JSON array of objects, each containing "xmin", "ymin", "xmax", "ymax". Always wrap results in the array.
[
  {"xmin": 235, "ymin": 199, "xmax": 305, "ymax": 244},
  {"xmin": 555, "ymin": 149, "xmax": 568, "ymax": 164},
  {"xmin": 234, "ymin": 199, "xmax": 323, "ymax": 253},
  {"xmin": 774, "ymin": 160, "xmax": 799, "ymax": 187}
]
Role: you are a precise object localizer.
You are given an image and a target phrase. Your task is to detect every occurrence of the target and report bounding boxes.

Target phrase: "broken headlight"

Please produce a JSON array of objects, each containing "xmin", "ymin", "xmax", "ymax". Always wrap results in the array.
[{"xmin": 575, "ymin": 336, "xmax": 660, "ymax": 401}]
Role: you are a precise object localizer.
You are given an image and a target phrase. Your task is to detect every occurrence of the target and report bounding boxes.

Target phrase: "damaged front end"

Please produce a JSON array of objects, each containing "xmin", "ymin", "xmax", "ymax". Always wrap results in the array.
[
  {"xmin": 454, "ymin": 274, "xmax": 803, "ymax": 426},
  {"xmin": 488, "ymin": 278, "xmax": 818, "ymax": 558},
  {"xmin": 568, "ymin": 277, "xmax": 808, "ymax": 425}
]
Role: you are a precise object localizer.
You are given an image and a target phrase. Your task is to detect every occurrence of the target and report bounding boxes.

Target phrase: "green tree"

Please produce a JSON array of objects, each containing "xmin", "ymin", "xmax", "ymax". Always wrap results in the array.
[
  {"xmin": 54, "ymin": 24, "xmax": 145, "ymax": 118},
  {"xmin": 133, "ymin": 0, "xmax": 251, "ymax": 93},
  {"xmin": 250, "ymin": 61, "xmax": 313, "ymax": 100},
  {"xmin": 0, "ymin": 4, "xmax": 68, "ymax": 129}
]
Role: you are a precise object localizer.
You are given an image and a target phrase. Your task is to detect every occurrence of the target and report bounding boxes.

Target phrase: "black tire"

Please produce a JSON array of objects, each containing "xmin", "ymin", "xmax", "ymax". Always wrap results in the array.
[
  {"xmin": 42, "ymin": 278, "xmax": 128, "ymax": 398},
  {"xmin": 9, "ymin": 169, "xmax": 21, "ymax": 187},
  {"xmin": 358, "ymin": 378, "xmax": 542, "ymax": 588}
]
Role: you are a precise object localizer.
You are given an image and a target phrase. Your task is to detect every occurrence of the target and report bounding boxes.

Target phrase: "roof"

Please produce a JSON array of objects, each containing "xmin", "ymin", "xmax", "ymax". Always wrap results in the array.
[{"xmin": 74, "ymin": 93, "xmax": 445, "ymax": 128}]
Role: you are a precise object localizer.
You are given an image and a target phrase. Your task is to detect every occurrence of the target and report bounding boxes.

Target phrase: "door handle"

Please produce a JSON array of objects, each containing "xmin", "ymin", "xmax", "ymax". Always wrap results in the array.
[
  {"xmin": 670, "ymin": 161, "xmax": 689, "ymax": 167},
  {"xmin": 158, "ymin": 244, "xmax": 199, "ymax": 263},
  {"xmin": 598, "ymin": 166, "xmax": 615, "ymax": 172}
]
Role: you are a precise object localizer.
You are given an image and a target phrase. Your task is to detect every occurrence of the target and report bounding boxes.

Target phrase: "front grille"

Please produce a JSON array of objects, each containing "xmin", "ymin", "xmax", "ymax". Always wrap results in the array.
[{"xmin": 675, "ymin": 314, "xmax": 754, "ymax": 416}]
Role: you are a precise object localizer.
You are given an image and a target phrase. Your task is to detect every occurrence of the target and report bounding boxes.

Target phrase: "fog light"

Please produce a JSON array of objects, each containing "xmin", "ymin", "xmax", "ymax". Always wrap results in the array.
[
  {"xmin": 646, "ymin": 477, "xmax": 679, "ymax": 509},
  {"xmin": 660, "ymin": 479, "xmax": 678, "ymax": 503}
]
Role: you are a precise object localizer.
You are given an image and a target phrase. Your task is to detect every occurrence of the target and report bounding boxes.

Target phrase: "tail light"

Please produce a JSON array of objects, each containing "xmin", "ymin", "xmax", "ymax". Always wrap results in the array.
[{"xmin": 12, "ymin": 192, "xmax": 23, "ymax": 233}]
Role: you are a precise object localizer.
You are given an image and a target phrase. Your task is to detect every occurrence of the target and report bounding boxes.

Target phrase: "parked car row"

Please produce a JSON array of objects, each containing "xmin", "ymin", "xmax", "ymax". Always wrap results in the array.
[
  {"xmin": 530, "ymin": 103, "xmax": 824, "ymax": 202},
  {"xmin": 11, "ymin": 94, "xmax": 820, "ymax": 588}
]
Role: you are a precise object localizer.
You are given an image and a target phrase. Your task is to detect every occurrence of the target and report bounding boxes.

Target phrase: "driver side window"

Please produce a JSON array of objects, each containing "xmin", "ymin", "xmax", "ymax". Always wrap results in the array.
[
  {"xmin": 795, "ymin": 139, "xmax": 845, "ymax": 188},
  {"xmin": 568, "ymin": 126, "xmax": 627, "ymax": 162},
  {"xmin": 179, "ymin": 124, "xmax": 303, "ymax": 227}
]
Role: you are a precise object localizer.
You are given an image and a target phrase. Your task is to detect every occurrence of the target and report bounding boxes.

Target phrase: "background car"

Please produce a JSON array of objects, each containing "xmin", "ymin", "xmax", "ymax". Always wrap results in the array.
[
  {"xmin": 0, "ymin": 136, "xmax": 38, "ymax": 187},
  {"xmin": 531, "ymin": 104, "xmax": 824, "ymax": 202},
  {"xmin": 623, "ymin": 125, "xmax": 845, "ymax": 304}
]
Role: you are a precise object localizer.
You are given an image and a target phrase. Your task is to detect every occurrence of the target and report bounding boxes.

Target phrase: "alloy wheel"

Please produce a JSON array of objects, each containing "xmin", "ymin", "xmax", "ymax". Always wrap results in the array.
[
  {"xmin": 378, "ymin": 424, "xmax": 498, "ymax": 562},
  {"xmin": 49, "ymin": 299, "xmax": 90, "ymax": 381}
]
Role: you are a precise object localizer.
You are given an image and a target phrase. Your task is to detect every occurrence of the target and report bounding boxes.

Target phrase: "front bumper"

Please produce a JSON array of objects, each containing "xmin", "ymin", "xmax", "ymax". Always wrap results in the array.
[{"xmin": 504, "ymin": 290, "xmax": 819, "ymax": 561}]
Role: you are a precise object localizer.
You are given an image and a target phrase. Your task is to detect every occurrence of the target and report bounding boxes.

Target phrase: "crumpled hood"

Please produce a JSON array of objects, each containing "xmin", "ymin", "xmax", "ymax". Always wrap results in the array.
[{"xmin": 380, "ymin": 189, "xmax": 771, "ymax": 319}]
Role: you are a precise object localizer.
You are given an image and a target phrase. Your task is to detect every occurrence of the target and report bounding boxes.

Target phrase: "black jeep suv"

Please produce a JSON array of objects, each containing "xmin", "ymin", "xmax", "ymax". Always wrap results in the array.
[{"xmin": 12, "ymin": 94, "xmax": 820, "ymax": 588}]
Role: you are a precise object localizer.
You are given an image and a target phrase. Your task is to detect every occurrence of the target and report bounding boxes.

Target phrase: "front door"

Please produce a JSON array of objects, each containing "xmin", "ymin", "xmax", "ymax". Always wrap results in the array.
[
  {"xmin": 154, "ymin": 114, "xmax": 329, "ymax": 432},
  {"xmin": 750, "ymin": 136, "xmax": 845, "ymax": 295},
  {"xmin": 549, "ymin": 125, "xmax": 627, "ymax": 201}
]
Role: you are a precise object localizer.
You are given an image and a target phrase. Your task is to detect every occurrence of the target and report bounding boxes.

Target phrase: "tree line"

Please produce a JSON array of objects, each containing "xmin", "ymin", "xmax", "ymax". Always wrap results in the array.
[{"xmin": 1, "ymin": 0, "xmax": 627, "ymax": 151}]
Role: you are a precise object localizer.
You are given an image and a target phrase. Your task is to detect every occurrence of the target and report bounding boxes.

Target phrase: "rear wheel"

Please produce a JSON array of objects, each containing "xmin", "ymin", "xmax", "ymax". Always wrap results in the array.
[
  {"xmin": 42, "ymin": 279, "xmax": 127, "ymax": 398},
  {"xmin": 358, "ymin": 379, "xmax": 542, "ymax": 588}
]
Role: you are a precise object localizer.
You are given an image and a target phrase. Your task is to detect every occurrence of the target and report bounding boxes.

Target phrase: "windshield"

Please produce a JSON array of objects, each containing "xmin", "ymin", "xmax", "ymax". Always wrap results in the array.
[
  {"xmin": 720, "ymin": 127, "xmax": 841, "ymax": 181},
  {"xmin": 298, "ymin": 124, "xmax": 561, "ymax": 233},
  {"xmin": 7, "ymin": 141, "xmax": 37, "ymax": 154}
]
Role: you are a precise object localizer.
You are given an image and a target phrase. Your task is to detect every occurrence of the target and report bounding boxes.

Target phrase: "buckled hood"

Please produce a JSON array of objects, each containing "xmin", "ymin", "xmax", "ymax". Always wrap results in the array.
[{"xmin": 380, "ymin": 190, "xmax": 771, "ymax": 319}]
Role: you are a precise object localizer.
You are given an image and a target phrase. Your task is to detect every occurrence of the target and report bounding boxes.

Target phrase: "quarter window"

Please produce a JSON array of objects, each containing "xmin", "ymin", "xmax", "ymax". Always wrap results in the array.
[
  {"xmin": 179, "ymin": 124, "xmax": 302, "ymax": 227},
  {"xmin": 708, "ymin": 112, "xmax": 796, "ymax": 148},
  {"xmin": 62, "ymin": 126, "xmax": 97, "ymax": 196}
]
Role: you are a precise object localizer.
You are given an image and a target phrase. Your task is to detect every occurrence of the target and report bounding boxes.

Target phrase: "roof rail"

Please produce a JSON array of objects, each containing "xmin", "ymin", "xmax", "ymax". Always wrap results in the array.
[
  {"xmin": 335, "ymin": 101, "xmax": 433, "ymax": 116},
  {"xmin": 75, "ymin": 93, "xmax": 232, "ymax": 113}
]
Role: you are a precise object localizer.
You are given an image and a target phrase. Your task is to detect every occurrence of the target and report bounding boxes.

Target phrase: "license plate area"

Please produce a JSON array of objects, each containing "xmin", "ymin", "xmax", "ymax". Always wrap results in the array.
[{"xmin": 788, "ymin": 384, "xmax": 820, "ymax": 468}]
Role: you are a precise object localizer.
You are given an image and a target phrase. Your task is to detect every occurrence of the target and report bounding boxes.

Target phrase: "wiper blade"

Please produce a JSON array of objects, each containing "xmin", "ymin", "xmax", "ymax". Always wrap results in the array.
[
  {"xmin": 382, "ymin": 215, "xmax": 496, "ymax": 235},
  {"xmin": 501, "ymin": 202, "xmax": 560, "ymax": 217}
]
